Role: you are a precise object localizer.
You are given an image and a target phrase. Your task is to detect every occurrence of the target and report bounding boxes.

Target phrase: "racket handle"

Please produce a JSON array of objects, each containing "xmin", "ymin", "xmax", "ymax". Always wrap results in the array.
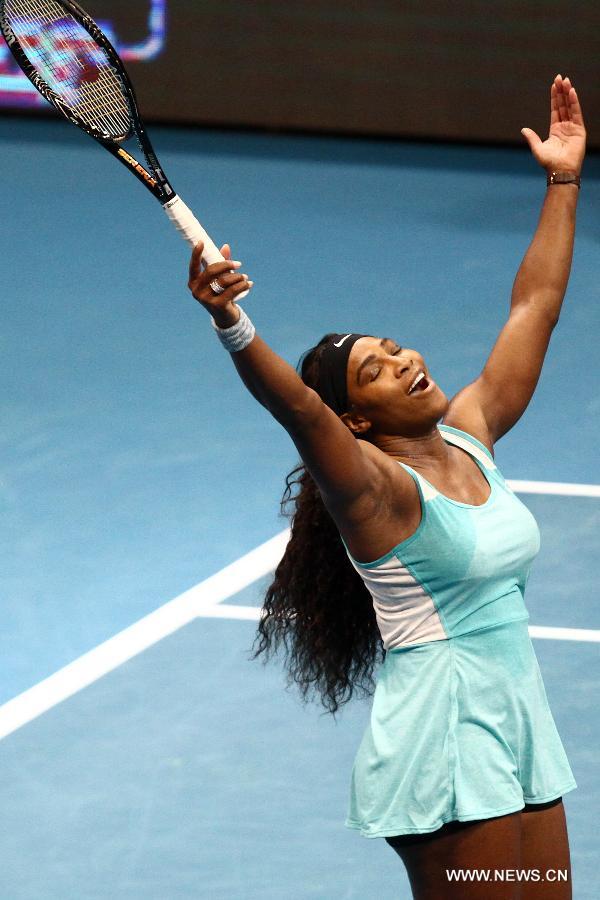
[
  {"xmin": 163, "ymin": 195, "xmax": 224, "ymax": 265},
  {"xmin": 163, "ymin": 195, "xmax": 249, "ymax": 300}
]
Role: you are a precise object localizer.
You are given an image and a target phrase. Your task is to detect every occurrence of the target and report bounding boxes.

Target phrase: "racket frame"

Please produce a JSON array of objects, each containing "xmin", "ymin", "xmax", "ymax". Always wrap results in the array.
[
  {"xmin": 0, "ymin": 0, "xmax": 232, "ymax": 266},
  {"xmin": 0, "ymin": 0, "xmax": 174, "ymax": 201}
]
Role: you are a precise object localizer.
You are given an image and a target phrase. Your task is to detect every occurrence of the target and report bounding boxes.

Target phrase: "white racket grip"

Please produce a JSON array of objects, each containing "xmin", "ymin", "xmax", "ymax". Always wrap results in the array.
[
  {"xmin": 163, "ymin": 195, "xmax": 224, "ymax": 265},
  {"xmin": 163, "ymin": 194, "xmax": 249, "ymax": 300}
]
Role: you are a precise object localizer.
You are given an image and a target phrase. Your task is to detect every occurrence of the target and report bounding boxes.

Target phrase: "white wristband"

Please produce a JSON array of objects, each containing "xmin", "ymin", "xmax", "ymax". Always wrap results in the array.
[{"xmin": 210, "ymin": 306, "xmax": 256, "ymax": 352}]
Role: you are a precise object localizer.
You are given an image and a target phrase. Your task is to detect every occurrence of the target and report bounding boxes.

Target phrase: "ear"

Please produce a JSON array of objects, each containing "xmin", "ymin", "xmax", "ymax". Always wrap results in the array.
[{"xmin": 340, "ymin": 410, "xmax": 372, "ymax": 436}]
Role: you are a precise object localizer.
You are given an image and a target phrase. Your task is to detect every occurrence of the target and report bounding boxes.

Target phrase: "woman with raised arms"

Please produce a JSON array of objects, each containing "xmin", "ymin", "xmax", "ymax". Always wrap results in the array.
[{"xmin": 187, "ymin": 74, "xmax": 585, "ymax": 899}]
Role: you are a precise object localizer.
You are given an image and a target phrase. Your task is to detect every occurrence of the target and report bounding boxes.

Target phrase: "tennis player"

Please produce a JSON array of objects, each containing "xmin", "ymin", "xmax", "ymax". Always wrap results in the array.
[{"xmin": 188, "ymin": 74, "xmax": 585, "ymax": 899}]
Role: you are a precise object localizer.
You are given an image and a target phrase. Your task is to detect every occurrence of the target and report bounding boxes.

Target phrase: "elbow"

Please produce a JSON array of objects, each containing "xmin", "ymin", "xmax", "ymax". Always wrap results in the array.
[
  {"xmin": 538, "ymin": 304, "xmax": 561, "ymax": 331},
  {"xmin": 519, "ymin": 294, "xmax": 562, "ymax": 330}
]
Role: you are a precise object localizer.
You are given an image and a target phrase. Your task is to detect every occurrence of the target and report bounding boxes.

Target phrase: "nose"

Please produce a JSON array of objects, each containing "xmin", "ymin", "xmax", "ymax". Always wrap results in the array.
[{"xmin": 394, "ymin": 359, "xmax": 412, "ymax": 378}]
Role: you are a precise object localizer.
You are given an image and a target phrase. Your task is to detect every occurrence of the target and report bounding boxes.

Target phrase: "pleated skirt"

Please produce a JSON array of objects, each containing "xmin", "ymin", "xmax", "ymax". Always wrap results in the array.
[{"xmin": 345, "ymin": 618, "xmax": 576, "ymax": 838}]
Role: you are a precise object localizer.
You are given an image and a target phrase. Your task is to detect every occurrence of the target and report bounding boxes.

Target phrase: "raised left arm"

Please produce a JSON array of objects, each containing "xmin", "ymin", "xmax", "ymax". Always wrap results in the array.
[{"xmin": 444, "ymin": 74, "xmax": 586, "ymax": 449}]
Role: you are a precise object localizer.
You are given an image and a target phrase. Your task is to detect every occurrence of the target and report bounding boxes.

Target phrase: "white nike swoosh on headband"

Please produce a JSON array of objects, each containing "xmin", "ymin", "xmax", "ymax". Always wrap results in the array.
[{"xmin": 333, "ymin": 334, "xmax": 352, "ymax": 348}]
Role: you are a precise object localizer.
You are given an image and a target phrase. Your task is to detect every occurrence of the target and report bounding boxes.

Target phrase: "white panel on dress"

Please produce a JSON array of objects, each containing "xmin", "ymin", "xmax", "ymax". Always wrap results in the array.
[
  {"xmin": 348, "ymin": 554, "xmax": 447, "ymax": 649},
  {"xmin": 438, "ymin": 428, "xmax": 496, "ymax": 471},
  {"xmin": 410, "ymin": 470, "xmax": 439, "ymax": 500}
]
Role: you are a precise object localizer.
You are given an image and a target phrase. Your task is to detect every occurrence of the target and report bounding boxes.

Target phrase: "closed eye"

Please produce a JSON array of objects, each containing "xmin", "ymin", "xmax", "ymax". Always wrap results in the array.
[{"xmin": 371, "ymin": 348, "xmax": 402, "ymax": 379}]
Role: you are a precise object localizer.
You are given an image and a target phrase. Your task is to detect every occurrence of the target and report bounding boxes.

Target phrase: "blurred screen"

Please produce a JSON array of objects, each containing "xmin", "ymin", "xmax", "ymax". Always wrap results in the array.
[
  {"xmin": 1, "ymin": 1, "xmax": 599, "ymax": 148},
  {"xmin": 0, "ymin": 0, "xmax": 167, "ymax": 108}
]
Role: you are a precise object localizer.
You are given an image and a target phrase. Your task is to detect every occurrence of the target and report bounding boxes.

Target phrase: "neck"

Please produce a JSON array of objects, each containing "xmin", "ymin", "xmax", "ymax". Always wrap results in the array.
[{"xmin": 370, "ymin": 424, "xmax": 451, "ymax": 466}]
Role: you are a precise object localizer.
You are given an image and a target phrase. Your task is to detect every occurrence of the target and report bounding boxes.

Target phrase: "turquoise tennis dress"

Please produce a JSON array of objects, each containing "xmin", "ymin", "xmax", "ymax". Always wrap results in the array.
[{"xmin": 344, "ymin": 424, "xmax": 576, "ymax": 838}]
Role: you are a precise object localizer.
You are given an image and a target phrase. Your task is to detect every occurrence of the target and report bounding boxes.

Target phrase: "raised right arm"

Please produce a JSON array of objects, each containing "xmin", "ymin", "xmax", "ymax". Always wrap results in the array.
[{"xmin": 187, "ymin": 241, "xmax": 387, "ymax": 521}]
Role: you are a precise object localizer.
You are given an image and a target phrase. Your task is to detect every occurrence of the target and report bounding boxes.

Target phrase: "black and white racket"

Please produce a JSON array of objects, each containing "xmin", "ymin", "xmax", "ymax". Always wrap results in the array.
[{"xmin": 0, "ymin": 0, "xmax": 226, "ymax": 266}]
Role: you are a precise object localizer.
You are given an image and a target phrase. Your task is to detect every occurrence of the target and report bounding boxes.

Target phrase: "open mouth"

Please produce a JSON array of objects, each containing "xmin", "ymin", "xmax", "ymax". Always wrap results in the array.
[{"xmin": 407, "ymin": 371, "xmax": 430, "ymax": 395}]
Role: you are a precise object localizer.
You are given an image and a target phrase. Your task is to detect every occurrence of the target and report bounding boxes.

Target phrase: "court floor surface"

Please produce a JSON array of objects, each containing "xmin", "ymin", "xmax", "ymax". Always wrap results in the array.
[{"xmin": 1, "ymin": 117, "xmax": 598, "ymax": 898}]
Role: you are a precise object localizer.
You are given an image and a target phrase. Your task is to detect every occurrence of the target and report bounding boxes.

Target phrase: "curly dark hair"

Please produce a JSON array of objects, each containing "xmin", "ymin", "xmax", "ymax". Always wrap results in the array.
[{"xmin": 249, "ymin": 334, "xmax": 385, "ymax": 717}]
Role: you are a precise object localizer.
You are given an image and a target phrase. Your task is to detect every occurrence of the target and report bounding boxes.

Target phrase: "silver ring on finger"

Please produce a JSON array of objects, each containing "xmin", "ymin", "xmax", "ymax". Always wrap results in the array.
[{"xmin": 210, "ymin": 279, "xmax": 225, "ymax": 295}]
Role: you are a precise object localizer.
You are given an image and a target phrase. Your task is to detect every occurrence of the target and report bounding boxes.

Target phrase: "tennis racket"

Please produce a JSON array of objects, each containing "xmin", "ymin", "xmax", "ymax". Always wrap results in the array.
[{"xmin": 0, "ymin": 0, "xmax": 226, "ymax": 266}]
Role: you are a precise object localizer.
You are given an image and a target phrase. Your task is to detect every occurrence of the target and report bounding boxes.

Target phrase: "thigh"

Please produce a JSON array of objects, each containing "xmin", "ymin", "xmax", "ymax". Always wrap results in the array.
[
  {"xmin": 521, "ymin": 798, "xmax": 572, "ymax": 900},
  {"xmin": 385, "ymin": 811, "xmax": 523, "ymax": 900}
]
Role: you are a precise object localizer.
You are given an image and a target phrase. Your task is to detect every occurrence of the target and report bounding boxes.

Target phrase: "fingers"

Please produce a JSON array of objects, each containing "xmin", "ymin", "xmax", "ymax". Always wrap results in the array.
[
  {"xmin": 206, "ymin": 260, "xmax": 243, "ymax": 280},
  {"xmin": 188, "ymin": 260, "xmax": 253, "ymax": 304},
  {"xmin": 560, "ymin": 75, "xmax": 573, "ymax": 124},
  {"xmin": 552, "ymin": 74, "xmax": 584, "ymax": 128},
  {"xmin": 197, "ymin": 275, "xmax": 253, "ymax": 308},
  {"xmin": 196, "ymin": 267, "xmax": 249, "ymax": 298},
  {"xmin": 189, "ymin": 239, "xmax": 205, "ymax": 284},
  {"xmin": 554, "ymin": 74, "xmax": 569, "ymax": 123},
  {"xmin": 189, "ymin": 241, "xmax": 239, "ymax": 282},
  {"xmin": 225, "ymin": 278, "xmax": 254, "ymax": 302},
  {"xmin": 550, "ymin": 82, "xmax": 559, "ymax": 127},
  {"xmin": 566, "ymin": 83, "xmax": 585, "ymax": 127},
  {"xmin": 520, "ymin": 127, "xmax": 542, "ymax": 156},
  {"xmin": 209, "ymin": 271, "xmax": 248, "ymax": 292},
  {"xmin": 188, "ymin": 240, "xmax": 253, "ymax": 311},
  {"xmin": 188, "ymin": 255, "xmax": 241, "ymax": 288}
]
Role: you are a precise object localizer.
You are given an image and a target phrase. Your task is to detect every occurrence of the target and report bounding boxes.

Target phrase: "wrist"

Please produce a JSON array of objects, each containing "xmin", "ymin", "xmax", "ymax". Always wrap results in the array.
[
  {"xmin": 211, "ymin": 305, "xmax": 256, "ymax": 352},
  {"xmin": 211, "ymin": 304, "xmax": 241, "ymax": 329}
]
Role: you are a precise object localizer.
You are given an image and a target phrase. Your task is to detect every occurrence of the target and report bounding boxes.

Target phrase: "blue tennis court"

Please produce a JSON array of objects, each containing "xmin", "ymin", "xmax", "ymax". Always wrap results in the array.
[{"xmin": 1, "ymin": 117, "xmax": 598, "ymax": 898}]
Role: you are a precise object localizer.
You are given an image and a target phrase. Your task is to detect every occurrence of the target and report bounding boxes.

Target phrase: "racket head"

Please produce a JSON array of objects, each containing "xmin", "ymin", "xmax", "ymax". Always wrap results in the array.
[
  {"xmin": 0, "ymin": 0, "xmax": 139, "ymax": 143},
  {"xmin": 1, "ymin": 0, "xmax": 222, "ymax": 258}
]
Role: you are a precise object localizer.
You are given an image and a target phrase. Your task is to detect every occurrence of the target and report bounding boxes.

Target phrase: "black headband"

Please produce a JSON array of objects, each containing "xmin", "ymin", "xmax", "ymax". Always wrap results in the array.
[{"xmin": 316, "ymin": 333, "xmax": 368, "ymax": 416}]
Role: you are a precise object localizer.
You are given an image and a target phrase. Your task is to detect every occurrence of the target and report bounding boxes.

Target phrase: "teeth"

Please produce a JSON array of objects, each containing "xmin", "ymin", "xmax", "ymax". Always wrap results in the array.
[{"xmin": 408, "ymin": 371, "xmax": 425, "ymax": 394}]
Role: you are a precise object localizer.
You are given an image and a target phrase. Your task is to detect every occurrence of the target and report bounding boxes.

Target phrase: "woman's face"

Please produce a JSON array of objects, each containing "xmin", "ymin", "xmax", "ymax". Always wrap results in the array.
[{"xmin": 345, "ymin": 336, "xmax": 449, "ymax": 435}]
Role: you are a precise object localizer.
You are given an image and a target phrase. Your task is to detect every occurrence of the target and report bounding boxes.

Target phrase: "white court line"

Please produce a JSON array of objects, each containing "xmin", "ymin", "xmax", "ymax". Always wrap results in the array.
[
  {"xmin": 507, "ymin": 480, "xmax": 600, "ymax": 498},
  {"xmin": 0, "ymin": 530, "xmax": 290, "ymax": 742},
  {"xmin": 202, "ymin": 605, "xmax": 600, "ymax": 642},
  {"xmin": 528, "ymin": 625, "xmax": 600, "ymax": 642},
  {"xmin": 0, "ymin": 478, "xmax": 598, "ymax": 741},
  {"xmin": 200, "ymin": 603, "xmax": 264, "ymax": 621}
]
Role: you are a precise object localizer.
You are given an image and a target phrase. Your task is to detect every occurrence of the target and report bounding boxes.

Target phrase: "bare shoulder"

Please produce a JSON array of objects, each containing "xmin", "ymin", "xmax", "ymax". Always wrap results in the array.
[
  {"xmin": 358, "ymin": 438, "xmax": 414, "ymax": 484},
  {"xmin": 443, "ymin": 384, "xmax": 495, "ymax": 458},
  {"xmin": 328, "ymin": 438, "xmax": 422, "ymax": 563},
  {"xmin": 335, "ymin": 438, "xmax": 417, "ymax": 521}
]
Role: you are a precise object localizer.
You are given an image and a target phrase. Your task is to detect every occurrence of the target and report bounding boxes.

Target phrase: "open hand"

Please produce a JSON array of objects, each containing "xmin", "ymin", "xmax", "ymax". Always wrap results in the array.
[{"xmin": 521, "ymin": 74, "xmax": 586, "ymax": 175}]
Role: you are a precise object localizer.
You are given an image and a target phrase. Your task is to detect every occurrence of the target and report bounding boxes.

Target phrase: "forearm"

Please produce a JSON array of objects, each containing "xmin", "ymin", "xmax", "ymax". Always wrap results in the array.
[
  {"xmin": 225, "ymin": 328, "xmax": 319, "ymax": 426},
  {"xmin": 510, "ymin": 183, "xmax": 579, "ymax": 320},
  {"xmin": 188, "ymin": 245, "xmax": 319, "ymax": 426}
]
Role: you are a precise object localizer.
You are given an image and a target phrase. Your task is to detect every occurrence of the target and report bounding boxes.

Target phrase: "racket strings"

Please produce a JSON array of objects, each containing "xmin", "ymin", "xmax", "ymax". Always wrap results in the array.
[{"xmin": 5, "ymin": 0, "xmax": 132, "ymax": 139}]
